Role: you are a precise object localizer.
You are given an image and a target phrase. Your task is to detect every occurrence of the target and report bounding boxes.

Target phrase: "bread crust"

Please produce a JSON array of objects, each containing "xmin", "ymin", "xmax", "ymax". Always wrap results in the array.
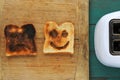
[
  {"xmin": 4, "ymin": 24, "xmax": 37, "ymax": 56},
  {"xmin": 43, "ymin": 21, "xmax": 74, "ymax": 54}
]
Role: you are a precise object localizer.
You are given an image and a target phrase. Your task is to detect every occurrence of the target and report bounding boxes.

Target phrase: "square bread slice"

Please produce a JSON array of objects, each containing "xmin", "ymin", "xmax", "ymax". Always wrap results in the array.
[
  {"xmin": 43, "ymin": 21, "xmax": 74, "ymax": 54},
  {"xmin": 4, "ymin": 24, "xmax": 37, "ymax": 56}
]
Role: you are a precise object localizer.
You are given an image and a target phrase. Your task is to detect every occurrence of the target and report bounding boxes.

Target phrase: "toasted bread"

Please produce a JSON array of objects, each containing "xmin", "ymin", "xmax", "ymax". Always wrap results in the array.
[
  {"xmin": 4, "ymin": 24, "xmax": 37, "ymax": 56},
  {"xmin": 43, "ymin": 21, "xmax": 74, "ymax": 54}
]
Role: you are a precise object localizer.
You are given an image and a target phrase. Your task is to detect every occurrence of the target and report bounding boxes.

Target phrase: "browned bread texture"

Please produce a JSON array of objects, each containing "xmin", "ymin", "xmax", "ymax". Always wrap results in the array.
[
  {"xmin": 4, "ymin": 24, "xmax": 37, "ymax": 56},
  {"xmin": 43, "ymin": 21, "xmax": 74, "ymax": 54}
]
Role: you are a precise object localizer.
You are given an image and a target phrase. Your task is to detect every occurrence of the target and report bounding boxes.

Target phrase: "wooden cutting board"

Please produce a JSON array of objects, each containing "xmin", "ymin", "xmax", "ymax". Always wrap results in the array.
[{"xmin": 0, "ymin": 0, "xmax": 89, "ymax": 80}]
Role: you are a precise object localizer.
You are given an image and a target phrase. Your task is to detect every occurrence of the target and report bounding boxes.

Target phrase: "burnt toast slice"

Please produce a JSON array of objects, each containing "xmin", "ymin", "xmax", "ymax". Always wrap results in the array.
[{"xmin": 4, "ymin": 24, "xmax": 36, "ymax": 56}]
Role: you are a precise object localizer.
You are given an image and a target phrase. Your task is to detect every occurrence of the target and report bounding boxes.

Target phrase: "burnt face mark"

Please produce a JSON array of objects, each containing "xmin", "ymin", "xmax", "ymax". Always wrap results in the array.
[
  {"xmin": 22, "ymin": 24, "xmax": 36, "ymax": 39},
  {"xmin": 9, "ymin": 44, "xmax": 15, "ymax": 52},
  {"xmin": 49, "ymin": 29, "xmax": 58, "ymax": 38},
  {"xmin": 4, "ymin": 24, "xmax": 18, "ymax": 37},
  {"xmin": 62, "ymin": 30, "xmax": 68, "ymax": 37},
  {"xmin": 10, "ymin": 33, "xmax": 17, "ymax": 38},
  {"xmin": 49, "ymin": 29, "xmax": 69, "ymax": 50},
  {"xmin": 4, "ymin": 24, "xmax": 36, "ymax": 55},
  {"xmin": 50, "ymin": 41, "xmax": 69, "ymax": 50},
  {"xmin": 9, "ymin": 44, "xmax": 30, "ymax": 52}
]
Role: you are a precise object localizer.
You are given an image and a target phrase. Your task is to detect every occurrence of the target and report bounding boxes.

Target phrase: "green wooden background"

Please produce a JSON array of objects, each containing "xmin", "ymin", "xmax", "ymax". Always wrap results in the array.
[{"xmin": 90, "ymin": 0, "xmax": 120, "ymax": 80}]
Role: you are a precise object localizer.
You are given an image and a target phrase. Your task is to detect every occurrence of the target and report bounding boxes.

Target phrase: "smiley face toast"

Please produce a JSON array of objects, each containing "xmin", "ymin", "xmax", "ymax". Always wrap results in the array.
[{"xmin": 43, "ymin": 21, "xmax": 74, "ymax": 54}]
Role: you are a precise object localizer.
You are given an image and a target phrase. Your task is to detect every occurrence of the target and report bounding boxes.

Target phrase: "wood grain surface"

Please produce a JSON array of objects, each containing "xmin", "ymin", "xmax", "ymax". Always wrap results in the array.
[{"xmin": 0, "ymin": 0, "xmax": 89, "ymax": 80}]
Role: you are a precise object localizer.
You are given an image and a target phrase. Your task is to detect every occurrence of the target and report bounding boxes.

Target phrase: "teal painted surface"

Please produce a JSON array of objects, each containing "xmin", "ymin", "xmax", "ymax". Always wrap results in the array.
[
  {"xmin": 90, "ymin": 0, "xmax": 120, "ymax": 80},
  {"xmin": 90, "ymin": 50, "xmax": 120, "ymax": 77},
  {"xmin": 90, "ymin": 77, "xmax": 120, "ymax": 80},
  {"xmin": 89, "ymin": 25, "xmax": 95, "ymax": 51},
  {"xmin": 90, "ymin": 0, "xmax": 120, "ymax": 24}
]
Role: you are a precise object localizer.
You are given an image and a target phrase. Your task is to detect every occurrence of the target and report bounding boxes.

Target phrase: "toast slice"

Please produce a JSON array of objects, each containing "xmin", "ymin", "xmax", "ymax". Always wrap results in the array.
[
  {"xmin": 4, "ymin": 24, "xmax": 37, "ymax": 56},
  {"xmin": 43, "ymin": 21, "xmax": 74, "ymax": 54}
]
